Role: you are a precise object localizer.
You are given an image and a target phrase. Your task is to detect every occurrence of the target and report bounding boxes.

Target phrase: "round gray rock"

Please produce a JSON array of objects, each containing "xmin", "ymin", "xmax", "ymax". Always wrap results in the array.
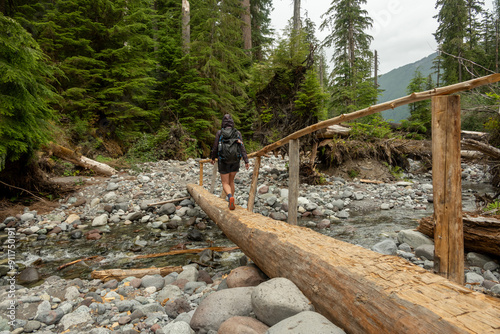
[
  {"xmin": 267, "ymin": 311, "xmax": 346, "ymax": 334},
  {"xmin": 251, "ymin": 277, "xmax": 314, "ymax": 327}
]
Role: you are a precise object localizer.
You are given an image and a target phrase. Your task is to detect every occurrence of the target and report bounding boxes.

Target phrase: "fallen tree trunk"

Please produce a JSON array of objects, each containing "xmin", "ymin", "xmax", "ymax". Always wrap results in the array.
[
  {"xmin": 461, "ymin": 139, "xmax": 500, "ymax": 160},
  {"xmin": 417, "ymin": 214, "xmax": 500, "ymax": 256},
  {"xmin": 188, "ymin": 183, "xmax": 500, "ymax": 334},
  {"xmin": 316, "ymin": 124, "xmax": 351, "ymax": 138},
  {"xmin": 91, "ymin": 266, "xmax": 183, "ymax": 282},
  {"xmin": 44, "ymin": 142, "xmax": 116, "ymax": 176}
]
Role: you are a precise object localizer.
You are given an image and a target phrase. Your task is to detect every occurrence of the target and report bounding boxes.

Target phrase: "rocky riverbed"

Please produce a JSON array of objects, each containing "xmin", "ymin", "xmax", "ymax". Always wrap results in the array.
[{"xmin": 0, "ymin": 156, "xmax": 499, "ymax": 333}]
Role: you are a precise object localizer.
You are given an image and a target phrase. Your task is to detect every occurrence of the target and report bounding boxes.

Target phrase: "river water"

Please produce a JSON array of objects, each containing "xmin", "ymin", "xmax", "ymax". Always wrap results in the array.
[{"xmin": 5, "ymin": 162, "xmax": 496, "ymax": 287}]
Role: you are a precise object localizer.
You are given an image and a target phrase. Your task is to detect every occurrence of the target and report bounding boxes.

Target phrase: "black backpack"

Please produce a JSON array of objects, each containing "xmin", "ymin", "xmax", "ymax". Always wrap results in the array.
[{"xmin": 218, "ymin": 127, "xmax": 241, "ymax": 164}]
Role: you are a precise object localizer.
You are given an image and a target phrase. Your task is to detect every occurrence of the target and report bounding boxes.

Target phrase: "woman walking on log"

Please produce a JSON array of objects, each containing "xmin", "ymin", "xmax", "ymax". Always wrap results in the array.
[{"xmin": 211, "ymin": 114, "xmax": 249, "ymax": 210}]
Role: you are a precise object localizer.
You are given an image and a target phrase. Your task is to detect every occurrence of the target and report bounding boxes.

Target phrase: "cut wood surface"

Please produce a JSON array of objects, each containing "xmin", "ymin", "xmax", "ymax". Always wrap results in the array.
[
  {"xmin": 91, "ymin": 266, "xmax": 183, "ymax": 282},
  {"xmin": 188, "ymin": 183, "xmax": 500, "ymax": 334},
  {"xmin": 316, "ymin": 124, "xmax": 351, "ymax": 138},
  {"xmin": 417, "ymin": 214, "xmax": 500, "ymax": 256}
]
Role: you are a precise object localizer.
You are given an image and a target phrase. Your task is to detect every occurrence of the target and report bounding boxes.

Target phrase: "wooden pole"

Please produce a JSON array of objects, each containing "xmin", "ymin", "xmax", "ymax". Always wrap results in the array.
[
  {"xmin": 432, "ymin": 95, "xmax": 464, "ymax": 285},
  {"xmin": 210, "ymin": 163, "xmax": 218, "ymax": 194},
  {"xmin": 187, "ymin": 184, "xmax": 500, "ymax": 334},
  {"xmin": 310, "ymin": 141, "xmax": 318, "ymax": 169},
  {"xmin": 199, "ymin": 162, "xmax": 204, "ymax": 186},
  {"xmin": 288, "ymin": 139, "xmax": 299, "ymax": 225},
  {"xmin": 247, "ymin": 156, "xmax": 261, "ymax": 212}
]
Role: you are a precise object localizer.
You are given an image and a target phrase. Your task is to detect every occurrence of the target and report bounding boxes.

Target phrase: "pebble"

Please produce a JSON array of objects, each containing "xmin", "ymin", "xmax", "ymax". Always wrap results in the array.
[{"xmin": 0, "ymin": 158, "xmax": 498, "ymax": 333}]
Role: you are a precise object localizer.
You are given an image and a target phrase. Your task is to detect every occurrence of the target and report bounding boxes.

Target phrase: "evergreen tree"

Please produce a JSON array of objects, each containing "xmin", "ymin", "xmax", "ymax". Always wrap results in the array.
[
  {"xmin": 320, "ymin": 0, "xmax": 378, "ymax": 116},
  {"xmin": 22, "ymin": 0, "xmax": 159, "ymax": 148},
  {"xmin": 435, "ymin": 0, "xmax": 468, "ymax": 84},
  {"xmin": 0, "ymin": 14, "xmax": 58, "ymax": 171},
  {"xmin": 403, "ymin": 69, "xmax": 434, "ymax": 137},
  {"xmin": 250, "ymin": 0, "xmax": 273, "ymax": 61}
]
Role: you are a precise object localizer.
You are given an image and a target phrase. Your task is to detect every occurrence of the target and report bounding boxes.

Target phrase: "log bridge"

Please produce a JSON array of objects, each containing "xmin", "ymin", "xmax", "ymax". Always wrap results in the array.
[
  {"xmin": 191, "ymin": 74, "xmax": 500, "ymax": 333},
  {"xmin": 188, "ymin": 184, "xmax": 500, "ymax": 334}
]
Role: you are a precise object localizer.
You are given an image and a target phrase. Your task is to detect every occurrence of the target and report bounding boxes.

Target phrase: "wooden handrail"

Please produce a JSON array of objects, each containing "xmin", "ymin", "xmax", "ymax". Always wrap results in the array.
[{"xmin": 199, "ymin": 73, "xmax": 500, "ymax": 163}]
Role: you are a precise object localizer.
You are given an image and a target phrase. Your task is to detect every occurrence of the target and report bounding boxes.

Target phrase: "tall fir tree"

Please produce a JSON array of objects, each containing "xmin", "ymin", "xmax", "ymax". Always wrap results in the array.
[
  {"xmin": 320, "ymin": 0, "xmax": 378, "ymax": 116},
  {"xmin": 0, "ymin": 14, "xmax": 58, "ymax": 172},
  {"xmin": 435, "ymin": 0, "xmax": 468, "ymax": 84}
]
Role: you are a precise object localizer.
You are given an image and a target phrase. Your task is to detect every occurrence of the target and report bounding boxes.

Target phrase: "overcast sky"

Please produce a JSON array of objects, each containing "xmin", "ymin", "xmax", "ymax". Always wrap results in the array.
[{"xmin": 270, "ymin": 0, "xmax": 495, "ymax": 75}]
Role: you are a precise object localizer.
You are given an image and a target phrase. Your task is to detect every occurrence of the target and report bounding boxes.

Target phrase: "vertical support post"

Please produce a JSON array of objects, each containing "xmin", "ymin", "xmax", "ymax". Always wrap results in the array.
[
  {"xmin": 210, "ymin": 162, "xmax": 218, "ymax": 194},
  {"xmin": 310, "ymin": 141, "xmax": 318, "ymax": 169},
  {"xmin": 288, "ymin": 139, "xmax": 300, "ymax": 225},
  {"xmin": 199, "ymin": 162, "xmax": 204, "ymax": 186},
  {"xmin": 248, "ymin": 156, "xmax": 261, "ymax": 212},
  {"xmin": 432, "ymin": 95, "xmax": 464, "ymax": 285}
]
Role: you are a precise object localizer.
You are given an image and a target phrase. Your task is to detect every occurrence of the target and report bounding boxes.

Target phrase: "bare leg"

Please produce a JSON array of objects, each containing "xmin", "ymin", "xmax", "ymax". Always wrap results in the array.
[
  {"xmin": 220, "ymin": 173, "xmax": 232, "ymax": 196},
  {"xmin": 228, "ymin": 172, "xmax": 237, "ymax": 196}
]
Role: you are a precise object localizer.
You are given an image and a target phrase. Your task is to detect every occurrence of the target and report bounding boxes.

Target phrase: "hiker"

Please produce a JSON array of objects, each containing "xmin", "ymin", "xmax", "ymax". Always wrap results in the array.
[{"xmin": 211, "ymin": 114, "xmax": 250, "ymax": 210}]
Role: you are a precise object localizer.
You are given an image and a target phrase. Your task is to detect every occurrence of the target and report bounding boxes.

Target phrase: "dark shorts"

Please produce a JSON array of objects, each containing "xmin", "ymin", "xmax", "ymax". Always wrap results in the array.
[{"xmin": 218, "ymin": 160, "xmax": 240, "ymax": 174}]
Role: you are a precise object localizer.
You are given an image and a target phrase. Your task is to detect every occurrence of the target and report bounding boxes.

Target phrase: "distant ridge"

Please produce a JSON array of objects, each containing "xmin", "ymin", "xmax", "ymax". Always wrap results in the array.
[{"xmin": 378, "ymin": 52, "xmax": 438, "ymax": 122}]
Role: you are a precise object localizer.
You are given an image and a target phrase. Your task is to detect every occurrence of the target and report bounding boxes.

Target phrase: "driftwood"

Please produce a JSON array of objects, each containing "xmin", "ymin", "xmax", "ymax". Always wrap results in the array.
[
  {"xmin": 417, "ymin": 214, "xmax": 500, "ymax": 257},
  {"xmin": 91, "ymin": 266, "xmax": 183, "ymax": 282},
  {"xmin": 316, "ymin": 124, "xmax": 351, "ymax": 138},
  {"xmin": 133, "ymin": 246, "xmax": 239, "ymax": 259},
  {"xmin": 461, "ymin": 130, "xmax": 489, "ymax": 141},
  {"xmin": 188, "ymin": 183, "xmax": 500, "ymax": 334},
  {"xmin": 57, "ymin": 255, "xmax": 103, "ymax": 271},
  {"xmin": 461, "ymin": 139, "xmax": 500, "ymax": 160},
  {"xmin": 44, "ymin": 142, "xmax": 116, "ymax": 176},
  {"xmin": 360, "ymin": 179, "xmax": 384, "ymax": 184}
]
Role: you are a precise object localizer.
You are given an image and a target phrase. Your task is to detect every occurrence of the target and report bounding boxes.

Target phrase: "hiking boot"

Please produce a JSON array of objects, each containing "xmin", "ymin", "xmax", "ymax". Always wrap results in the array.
[{"xmin": 229, "ymin": 197, "xmax": 235, "ymax": 210}]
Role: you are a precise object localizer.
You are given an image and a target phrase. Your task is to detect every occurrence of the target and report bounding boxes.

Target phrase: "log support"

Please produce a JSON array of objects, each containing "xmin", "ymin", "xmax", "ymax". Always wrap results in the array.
[
  {"xmin": 432, "ymin": 95, "xmax": 464, "ymax": 285},
  {"xmin": 288, "ymin": 139, "xmax": 299, "ymax": 225},
  {"xmin": 210, "ymin": 163, "xmax": 218, "ymax": 194},
  {"xmin": 248, "ymin": 156, "xmax": 261, "ymax": 212},
  {"xmin": 187, "ymin": 184, "xmax": 500, "ymax": 334}
]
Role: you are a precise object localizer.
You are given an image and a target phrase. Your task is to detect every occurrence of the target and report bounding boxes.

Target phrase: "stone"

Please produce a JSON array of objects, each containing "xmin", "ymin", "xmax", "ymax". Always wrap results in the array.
[
  {"xmin": 397, "ymin": 229, "xmax": 433, "ymax": 249},
  {"xmin": 190, "ymin": 287, "xmax": 254, "ymax": 333},
  {"xmin": 184, "ymin": 281, "xmax": 206, "ymax": 294},
  {"xmin": 187, "ymin": 229, "xmax": 204, "ymax": 241},
  {"xmin": 59, "ymin": 306, "xmax": 92, "ymax": 330},
  {"xmin": 415, "ymin": 244, "xmax": 435, "ymax": 260},
  {"xmin": 23, "ymin": 320, "xmax": 41, "ymax": 333},
  {"xmin": 92, "ymin": 214, "xmax": 108, "ymax": 227},
  {"xmin": 156, "ymin": 285, "xmax": 184, "ymax": 304},
  {"xmin": 161, "ymin": 321, "xmax": 195, "ymax": 334},
  {"xmin": 18, "ymin": 267, "xmax": 40, "ymax": 283},
  {"xmin": 465, "ymin": 272, "xmax": 484, "ymax": 285},
  {"xmin": 65, "ymin": 286, "xmax": 80, "ymax": 301},
  {"xmin": 251, "ymin": 277, "xmax": 314, "ymax": 327},
  {"xmin": 226, "ymin": 266, "xmax": 266, "ymax": 288},
  {"xmin": 177, "ymin": 266, "xmax": 199, "ymax": 282},
  {"xmin": 491, "ymin": 284, "xmax": 500, "ymax": 294},
  {"xmin": 218, "ymin": 316, "xmax": 269, "ymax": 334},
  {"xmin": 269, "ymin": 212, "xmax": 287, "ymax": 221},
  {"xmin": 141, "ymin": 275, "xmax": 165, "ymax": 290},
  {"xmin": 267, "ymin": 311, "xmax": 346, "ymax": 334},
  {"xmin": 484, "ymin": 261, "xmax": 499, "ymax": 272},
  {"xmin": 164, "ymin": 298, "xmax": 192, "ymax": 318},
  {"xmin": 398, "ymin": 243, "xmax": 412, "ymax": 253},
  {"xmin": 35, "ymin": 309, "xmax": 64, "ymax": 325},
  {"xmin": 371, "ymin": 239, "xmax": 397, "ymax": 255},
  {"xmin": 159, "ymin": 203, "xmax": 176, "ymax": 215},
  {"xmin": 466, "ymin": 252, "xmax": 493, "ymax": 268}
]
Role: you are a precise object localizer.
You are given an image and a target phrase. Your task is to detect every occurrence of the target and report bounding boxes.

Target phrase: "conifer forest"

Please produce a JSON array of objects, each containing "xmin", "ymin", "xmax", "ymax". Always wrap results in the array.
[{"xmin": 1, "ymin": 0, "xmax": 500, "ymax": 195}]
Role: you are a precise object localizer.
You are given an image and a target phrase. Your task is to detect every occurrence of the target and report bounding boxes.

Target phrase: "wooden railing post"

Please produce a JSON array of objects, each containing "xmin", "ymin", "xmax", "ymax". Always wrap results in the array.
[
  {"xmin": 199, "ymin": 162, "xmax": 204, "ymax": 186},
  {"xmin": 210, "ymin": 163, "xmax": 217, "ymax": 194},
  {"xmin": 248, "ymin": 156, "xmax": 261, "ymax": 212},
  {"xmin": 432, "ymin": 95, "xmax": 464, "ymax": 285},
  {"xmin": 288, "ymin": 139, "xmax": 299, "ymax": 225}
]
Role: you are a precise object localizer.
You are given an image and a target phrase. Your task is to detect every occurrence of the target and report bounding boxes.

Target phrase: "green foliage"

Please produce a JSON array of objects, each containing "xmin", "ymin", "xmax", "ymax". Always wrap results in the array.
[
  {"xmin": 347, "ymin": 169, "xmax": 359, "ymax": 179},
  {"xmin": 0, "ymin": 14, "xmax": 59, "ymax": 171},
  {"xmin": 383, "ymin": 162, "xmax": 404, "ymax": 180},
  {"xmin": 349, "ymin": 115, "xmax": 392, "ymax": 140},
  {"xmin": 321, "ymin": 0, "xmax": 379, "ymax": 115},
  {"xmin": 485, "ymin": 200, "xmax": 500, "ymax": 214}
]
